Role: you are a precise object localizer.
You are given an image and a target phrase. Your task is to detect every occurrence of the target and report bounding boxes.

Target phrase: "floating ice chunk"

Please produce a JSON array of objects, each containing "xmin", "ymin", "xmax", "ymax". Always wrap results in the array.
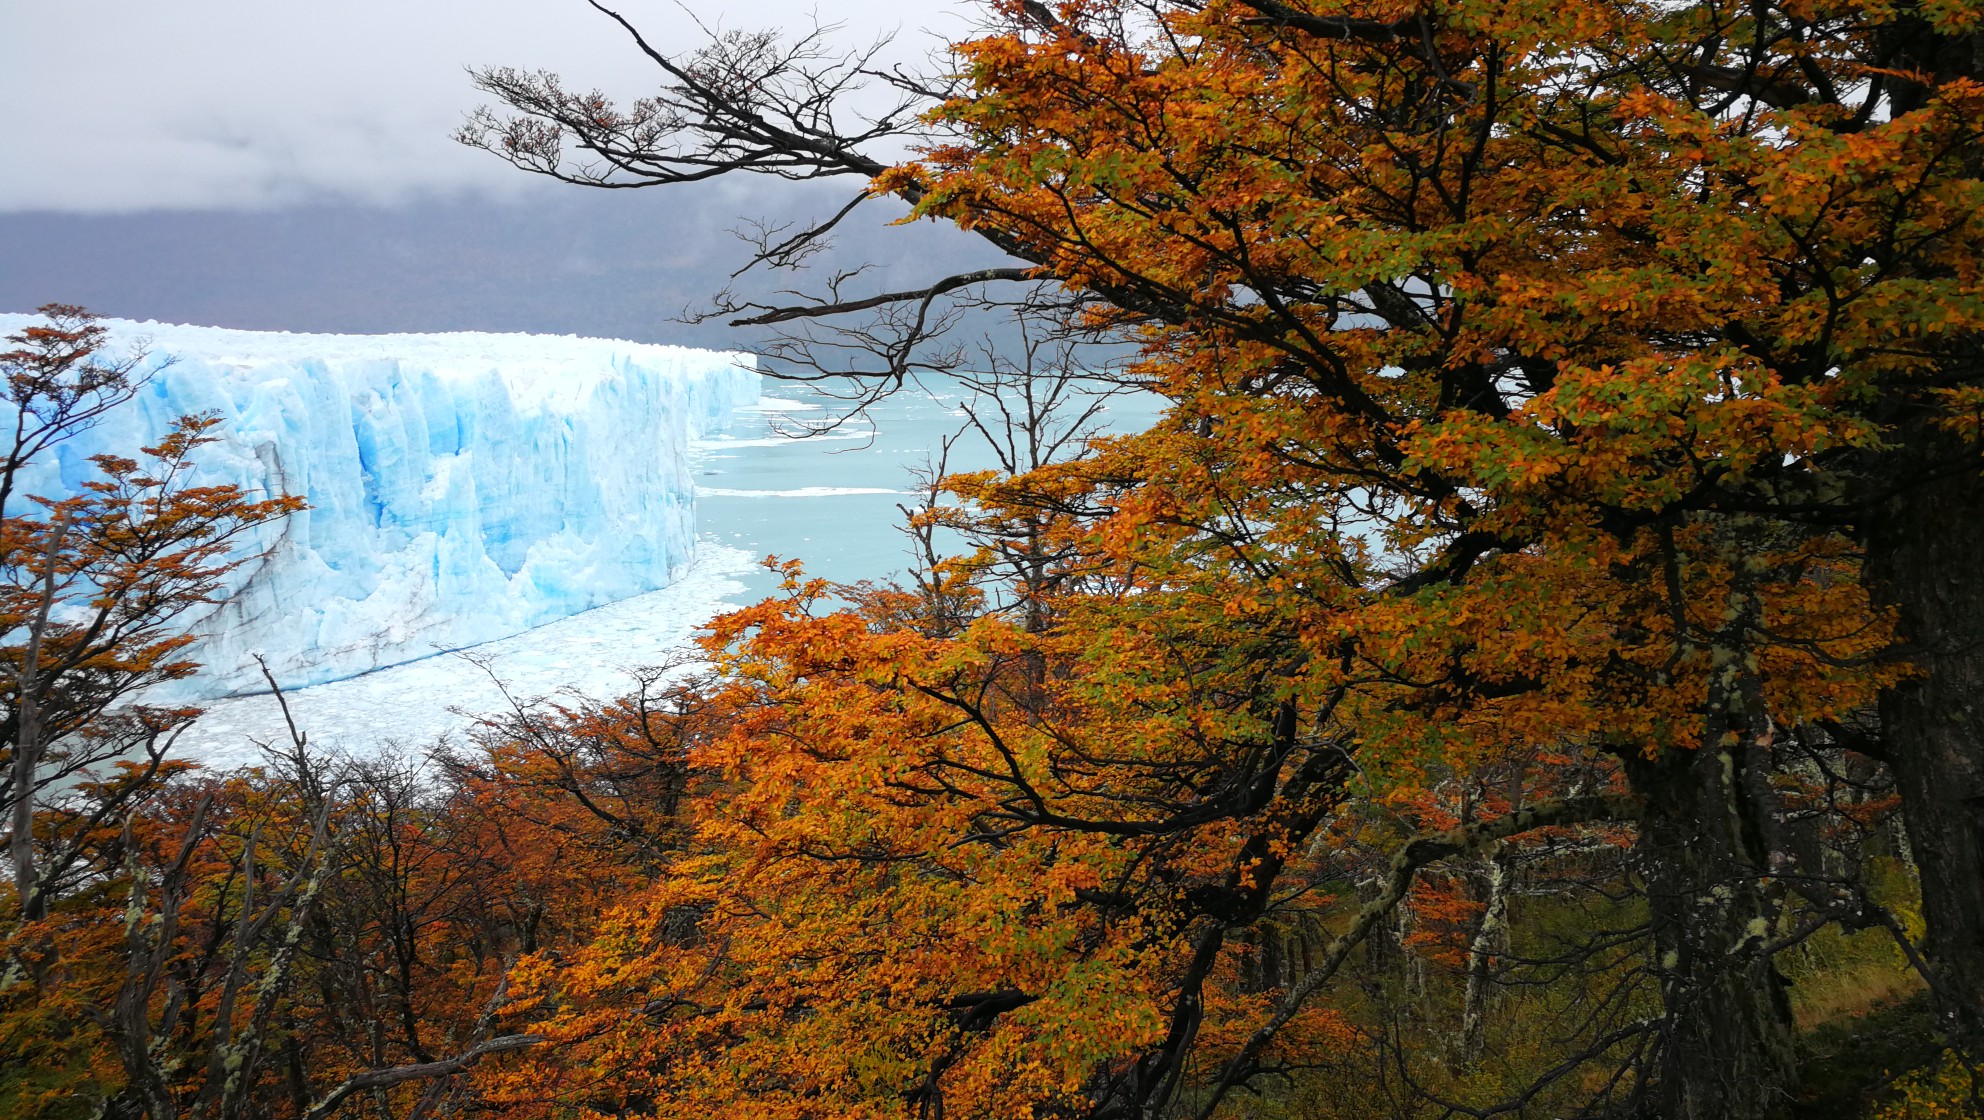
[
  {"xmin": 696, "ymin": 486, "xmax": 906, "ymax": 498},
  {"xmin": 693, "ymin": 433, "xmax": 870, "ymax": 449},
  {"xmin": 745, "ymin": 396, "xmax": 822, "ymax": 412}
]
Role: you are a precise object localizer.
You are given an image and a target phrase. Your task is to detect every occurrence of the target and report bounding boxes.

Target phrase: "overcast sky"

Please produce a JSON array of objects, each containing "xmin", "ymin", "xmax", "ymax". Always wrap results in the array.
[{"xmin": 0, "ymin": 0, "xmax": 962, "ymax": 212}]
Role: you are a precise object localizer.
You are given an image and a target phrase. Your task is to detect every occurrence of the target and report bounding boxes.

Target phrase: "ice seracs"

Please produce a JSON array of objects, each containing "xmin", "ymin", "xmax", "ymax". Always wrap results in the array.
[{"xmin": 0, "ymin": 315, "xmax": 759, "ymax": 697}]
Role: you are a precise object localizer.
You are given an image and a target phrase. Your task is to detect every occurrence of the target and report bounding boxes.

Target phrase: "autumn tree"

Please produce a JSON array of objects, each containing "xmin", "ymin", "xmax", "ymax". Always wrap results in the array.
[
  {"xmin": 2, "ymin": 669, "xmax": 695, "ymax": 1119},
  {"xmin": 0, "ymin": 310, "xmax": 529, "ymax": 1119},
  {"xmin": 1, "ymin": 306, "xmax": 305, "ymax": 922},
  {"xmin": 464, "ymin": 3, "xmax": 1984, "ymax": 1117},
  {"xmin": 0, "ymin": 313, "xmax": 739, "ymax": 1119}
]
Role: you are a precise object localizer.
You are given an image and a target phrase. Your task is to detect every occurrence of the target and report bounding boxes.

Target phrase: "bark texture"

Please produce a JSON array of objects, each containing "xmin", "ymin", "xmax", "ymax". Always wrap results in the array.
[
  {"xmin": 1864, "ymin": 414, "xmax": 1984, "ymax": 1051},
  {"xmin": 1627, "ymin": 742, "xmax": 1797, "ymax": 1120}
]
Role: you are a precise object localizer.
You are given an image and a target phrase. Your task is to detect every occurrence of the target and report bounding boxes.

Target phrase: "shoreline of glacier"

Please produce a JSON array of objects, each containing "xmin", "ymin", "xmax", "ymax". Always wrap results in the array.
[{"xmin": 175, "ymin": 540, "xmax": 760, "ymax": 762}]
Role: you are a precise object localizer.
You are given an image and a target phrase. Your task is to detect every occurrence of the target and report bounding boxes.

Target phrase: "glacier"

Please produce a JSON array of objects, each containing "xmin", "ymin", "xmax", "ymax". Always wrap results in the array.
[{"xmin": 0, "ymin": 315, "xmax": 759, "ymax": 698}]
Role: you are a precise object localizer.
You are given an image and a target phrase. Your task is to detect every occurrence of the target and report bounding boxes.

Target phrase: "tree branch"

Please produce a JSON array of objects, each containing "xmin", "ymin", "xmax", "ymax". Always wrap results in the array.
[
  {"xmin": 727, "ymin": 267, "xmax": 1036, "ymax": 326},
  {"xmin": 302, "ymin": 1034, "xmax": 543, "ymax": 1120},
  {"xmin": 1193, "ymin": 792, "xmax": 1640, "ymax": 1119}
]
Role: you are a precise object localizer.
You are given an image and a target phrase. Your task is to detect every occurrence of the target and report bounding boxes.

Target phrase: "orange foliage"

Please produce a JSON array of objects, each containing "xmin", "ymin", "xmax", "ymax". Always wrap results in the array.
[{"xmin": 476, "ymin": 1, "xmax": 1978, "ymax": 1115}]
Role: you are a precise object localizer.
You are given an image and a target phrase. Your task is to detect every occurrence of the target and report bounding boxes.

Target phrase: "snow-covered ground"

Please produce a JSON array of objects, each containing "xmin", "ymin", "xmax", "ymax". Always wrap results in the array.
[{"xmin": 179, "ymin": 543, "xmax": 758, "ymax": 765}]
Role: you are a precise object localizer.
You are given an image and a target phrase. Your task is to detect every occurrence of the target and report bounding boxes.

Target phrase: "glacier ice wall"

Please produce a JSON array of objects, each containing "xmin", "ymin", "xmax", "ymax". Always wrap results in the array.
[{"xmin": 0, "ymin": 316, "xmax": 759, "ymax": 697}]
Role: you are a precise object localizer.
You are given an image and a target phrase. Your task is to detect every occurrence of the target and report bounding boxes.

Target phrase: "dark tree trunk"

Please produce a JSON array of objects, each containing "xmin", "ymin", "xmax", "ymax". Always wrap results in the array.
[
  {"xmin": 1626, "ymin": 741, "xmax": 1798, "ymax": 1120},
  {"xmin": 1863, "ymin": 414, "xmax": 1984, "ymax": 1050}
]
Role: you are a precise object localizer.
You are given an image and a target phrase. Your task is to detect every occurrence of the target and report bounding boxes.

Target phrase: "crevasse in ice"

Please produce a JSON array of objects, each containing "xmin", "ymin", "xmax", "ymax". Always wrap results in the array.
[{"xmin": 0, "ymin": 315, "xmax": 760, "ymax": 698}]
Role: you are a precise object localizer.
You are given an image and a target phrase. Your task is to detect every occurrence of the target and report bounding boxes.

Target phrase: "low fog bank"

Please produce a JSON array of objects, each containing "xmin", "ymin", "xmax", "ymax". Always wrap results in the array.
[{"xmin": 0, "ymin": 180, "xmax": 1009, "ymax": 351}]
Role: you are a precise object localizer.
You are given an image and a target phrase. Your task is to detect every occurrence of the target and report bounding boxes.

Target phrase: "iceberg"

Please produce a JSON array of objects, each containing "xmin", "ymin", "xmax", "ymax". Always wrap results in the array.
[{"xmin": 0, "ymin": 315, "xmax": 759, "ymax": 697}]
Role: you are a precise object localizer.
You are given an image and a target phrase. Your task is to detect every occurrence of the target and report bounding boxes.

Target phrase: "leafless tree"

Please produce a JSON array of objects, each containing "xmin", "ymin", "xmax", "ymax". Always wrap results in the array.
[{"xmin": 458, "ymin": 2, "xmax": 1110, "ymax": 409}]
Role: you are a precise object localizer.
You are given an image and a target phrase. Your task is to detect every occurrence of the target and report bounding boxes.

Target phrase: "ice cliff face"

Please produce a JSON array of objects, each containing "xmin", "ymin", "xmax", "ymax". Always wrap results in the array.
[{"xmin": 0, "ymin": 316, "xmax": 759, "ymax": 697}]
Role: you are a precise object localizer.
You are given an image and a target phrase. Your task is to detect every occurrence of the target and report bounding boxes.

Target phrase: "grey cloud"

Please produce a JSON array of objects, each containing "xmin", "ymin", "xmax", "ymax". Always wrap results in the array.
[{"xmin": 0, "ymin": 0, "xmax": 962, "ymax": 213}]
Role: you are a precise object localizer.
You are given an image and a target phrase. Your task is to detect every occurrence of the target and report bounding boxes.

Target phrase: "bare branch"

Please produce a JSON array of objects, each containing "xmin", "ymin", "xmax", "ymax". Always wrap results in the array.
[{"xmin": 728, "ymin": 267, "xmax": 1035, "ymax": 325}]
